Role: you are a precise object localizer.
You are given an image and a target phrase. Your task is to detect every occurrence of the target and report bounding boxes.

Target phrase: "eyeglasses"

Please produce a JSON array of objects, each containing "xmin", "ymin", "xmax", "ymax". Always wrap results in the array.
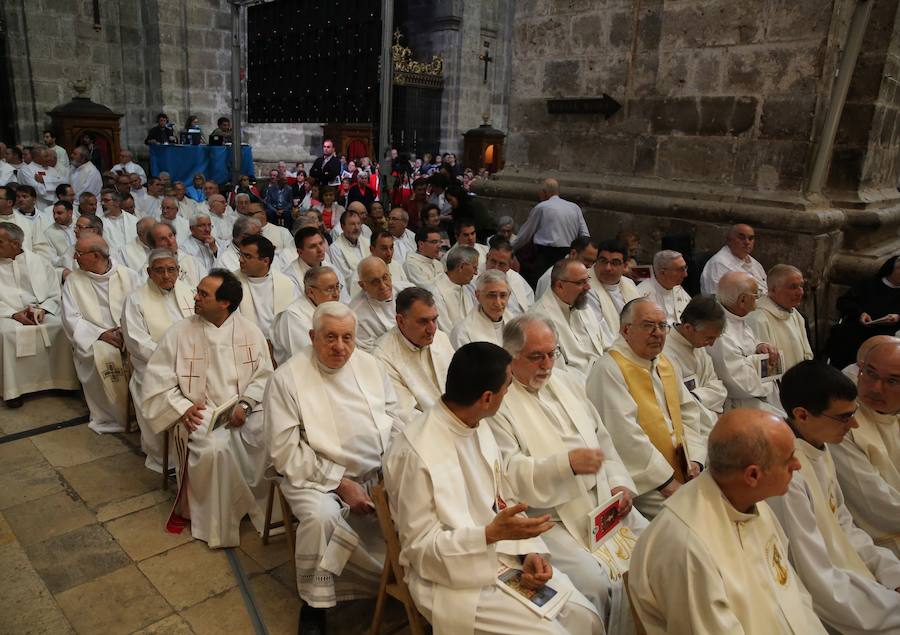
[
  {"xmin": 860, "ymin": 365, "xmax": 900, "ymax": 389},
  {"xmin": 631, "ymin": 321, "xmax": 671, "ymax": 333},
  {"xmin": 819, "ymin": 407, "xmax": 858, "ymax": 424},
  {"xmin": 73, "ymin": 249, "xmax": 97, "ymax": 258},
  {"xmin": 422, "ymin": 239, "xmax": 441, "ymax": 245},
  {"xmin": 239, "ymin": 251, "xmax": 262, "ymax": 260},
  {"xmin": 365, "ymin": 274, "xmax": 392, "ymax": 286},
  {"xmin": 150, "ymin": 266, "xmax": 180, "ymax": 275},
  {"xmin": 311, "ymin": 282, "xmax": 343, "ymax": 294},
  {"xmin": 559, "ymin": 278, "xmax": 590, "ymax": 286},
  {"xmin": 523, "ymin": 347, "xmax": 562, "ymax": 363},
  {"xmin": 596, "ymin": 257, "xmax": 624, "ymax": 267},
  {"xmin": 483, "ymin": 291, "xmax": 510, "ymax": 301},
  {"xmin": 662, "ymin": 265, "xmax": 688, "ymax": 273}
]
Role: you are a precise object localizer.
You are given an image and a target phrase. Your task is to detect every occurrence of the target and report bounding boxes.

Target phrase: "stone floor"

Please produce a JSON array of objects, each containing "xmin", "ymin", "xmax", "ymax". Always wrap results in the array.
[{"xmin": 0, "ymin": 390, "xmax": 411, "ymax": 635}]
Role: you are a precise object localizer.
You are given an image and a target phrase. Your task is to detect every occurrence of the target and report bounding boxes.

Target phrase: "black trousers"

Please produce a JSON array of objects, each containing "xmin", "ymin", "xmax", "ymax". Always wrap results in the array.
[{"xmin": 519, "ymin": 244, "xmax": 570, "ymax": 289}]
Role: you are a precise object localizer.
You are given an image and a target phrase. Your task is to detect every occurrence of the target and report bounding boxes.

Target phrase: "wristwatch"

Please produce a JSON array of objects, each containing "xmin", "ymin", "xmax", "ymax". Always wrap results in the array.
[{"xmin": 238, "ymin": 400, "xmax": 252, "ymax": 416}]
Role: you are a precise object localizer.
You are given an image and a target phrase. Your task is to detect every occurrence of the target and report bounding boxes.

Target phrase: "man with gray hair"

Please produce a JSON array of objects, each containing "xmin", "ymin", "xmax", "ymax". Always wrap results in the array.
[
  {"xmin": 115, "ymin": 216, "xmax": 156, "ymax": 272},
  {"xmin": 386, "ymin": 207, "xmax": 415, "ymax": 263},
  {"xmin": 271, "ymin": 265, "xmax": 342, "ymax": 365},
  {"xmin": 747, "ymin": 264, "xmax": 813, "ymax": 372},
  {"xmin": 205, "ymin": 193, "xmax": 235, "ymax": 244},
  {"xmin": 158, "ymin": 196, "xmax": 190, "ymax": 247},
  {"xmin": 709, "ymin": 271, "xmax": 783, "ymax": 413},
  {"xmin": 488, "ymin": 313, "xmax": 647, "ymax": 630},
  {"xmin": 215, "ymin": 214, "xmax": 261, "ymax": 271},
  {"xmin": 98, "ymin": 190, "xmax": 139, "ymax": 253},
  {"xmin": 664, "ymin": 295, "xmax": 729, "ymax": 435},
  {"xmin": 62, "ymin": 234, "xmax": 141, "ymax": 433},
  {"xmin": 700, "ymin": 223, "xmax": 768, "ymax": 295},
  {"xmin": 428, "ymin": 244, "xmax": 478, "ymax": 333},
  {"xmin": 146, "ymin": 221, "xmax": 201, "ymax": 288},
  {"xmin": 181, "ymin": 212, "xmax": 222, "ymax": 276},
  {"xmin": 350, "ymin": 256, "xmax": 412, "ymax": 351},
  {"xmin": 121, "ymin": 248, "xmax": 194, "ymax": 471},
  {"xmin": 264, "ymin": 301, "xmax": 402, "ymax": 627},
  {"xmin": 451, "ymin": 269, "xmax": 513, "ymax": 349},
  {"xmin": 110, "ymin": 148, "xmax": 147, "ymax": 185},
  {"xmin": 637, "ymin": 249, "xmax": 692, "ymax": 325},
  {"xmin": 0, "ymin": 221, "xmax": 78, "ymax": 408},
  {"xmin": 68, "ymin": 145, "xmax": 102, "ymax": 198}
]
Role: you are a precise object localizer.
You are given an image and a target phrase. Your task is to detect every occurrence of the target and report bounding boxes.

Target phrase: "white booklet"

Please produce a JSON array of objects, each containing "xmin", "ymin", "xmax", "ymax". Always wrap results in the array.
[
  {"xmin": 496, "ymin": 564, "xmax": 571, "ymax": 620},
  {"xmin": 208, "ymin": 395, "xmax": 238, "ymax": 432},
  {"xmin": 751, "ymin": 353, "xmax": 783, "ymax": 383},
  {"xmin": 587, "ymin": 491, "xmax": 625, "ymax": 551}
]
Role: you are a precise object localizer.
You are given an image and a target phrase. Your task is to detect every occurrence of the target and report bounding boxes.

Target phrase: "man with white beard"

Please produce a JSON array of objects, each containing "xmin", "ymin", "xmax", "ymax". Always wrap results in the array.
[
  {"xmin": 282, "ymin": 226, "xmax": 349, "ymax": 303},
  {"xmin": 62, "ymin": 235, "xmax": 140, "ymax": 433},
  {"xmin": 141, "ymin": 269, "xmax": 274, "ymax": 547},
  {"xmin": 215, "ymin": 215, "xmax": 261, "ymax": 272},
  {"xmin": 0, "ymin": 222, "xmax": 78, "ymax": 408},
  {"xmin": 586, "ymin": 240, "xmax": 640, "ymax": 337},
  {"xmin": 374, "ymin": 286, "xmax": 454, "ymax": 421},
  {"xmin": 747, "ymin": 264, "xmax": 813, "ymax": 372},
  {"xmin": 489, "ymin": 314, "xmax": 647, "ymax": 631},
  {"xmin": 264, "ymin": 302, "xmax": 402, "ymax": 632},
  {"xmin": 270, "ymin": 265, "xmax": 341, "ymax": 366},
  {"xmin": 637, "ymin": 250, "xmax": 692, "ymax": 325},
  {"xmin": 121, "ymin": 249, "xmax": 194, "ymax": 472},
  {"xmin": 328, "ymin": 208, "xmax": 370, "ymax": 283},
  {"xmin": 233, "ymin": 234, "xmax": 296, "ymax": 340},
  {"xmin": 99, "ymin": 190, "xmax": 138, "ymax": 253},
  {"xmin": 451, "ymin": 269, "xmax": 514, "ymax": 349},
  {"xmin": 484, "ymin": 239, "xmax": 533, "ymax": 316},
  {"xmin": 349, "ymin": 256, "xmax": 412, "ymax": 351},
  {"xmin": 429, "ymin": 245, "xmax": 478, "ymax": 333}
]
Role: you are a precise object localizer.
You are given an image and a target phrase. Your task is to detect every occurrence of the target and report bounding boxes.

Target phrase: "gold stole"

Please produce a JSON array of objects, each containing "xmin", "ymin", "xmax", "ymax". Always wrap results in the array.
[
  {"xmin": 138, "ymin": 280, "xmax": 194, "ymax": 341},
  {"xmin": 608, "ymin": 350, "xmax": 688, "ymax": 483}
]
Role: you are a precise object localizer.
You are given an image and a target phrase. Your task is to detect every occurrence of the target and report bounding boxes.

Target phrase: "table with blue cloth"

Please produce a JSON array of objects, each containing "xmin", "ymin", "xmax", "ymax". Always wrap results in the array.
[{"xmin": 149, "ymin": 144, "xmax": 254, "ymax": 184}]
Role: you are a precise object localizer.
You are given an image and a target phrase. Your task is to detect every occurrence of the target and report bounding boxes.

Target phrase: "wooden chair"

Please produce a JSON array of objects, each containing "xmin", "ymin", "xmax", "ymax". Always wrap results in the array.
[
  {"xmin": 161, "ymin": 430, "xmax": 170, "ymax": 490},
  {"xmin": 262, "ymin": 480, "xmax": 296, "ymax": 564},
  {"xmin": 622, "ymin": 570, "xmax": 647, "ymax": 635},
  {"xmin": 368, "ymin": 482, "xmax": 429, "ymax": 635}
]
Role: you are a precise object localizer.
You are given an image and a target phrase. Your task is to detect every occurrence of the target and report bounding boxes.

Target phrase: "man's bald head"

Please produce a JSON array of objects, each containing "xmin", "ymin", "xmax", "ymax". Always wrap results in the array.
[
  {"xmin": 857, "ymin": 335, "xmax": 900, "ymax": 365},
  {"xmin": 858, "ymin": 339, "xmax": 900, "ymax": 414},
  {"xmin": 136, "ymin": 217, "xmax": 156, "ymax": 241},
  {"xmin": 357, "ymin": 255, "xmax": 392, "ymax": 301},
  {"xmin": 716, "ymin": 271, "xmax": 759, "ymax": 315},
  {"xmin": 347, "ymin": 201, "xmax": 367, "ymax": 216}
]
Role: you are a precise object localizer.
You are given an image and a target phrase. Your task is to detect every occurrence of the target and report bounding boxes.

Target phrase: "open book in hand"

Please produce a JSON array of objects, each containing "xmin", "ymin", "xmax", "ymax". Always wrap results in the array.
[
  {"xmin": 751, "ymin": 352, "xmax": 783, "ymax": 383},
  {"xmin": 208, "ymin": 395, "xmax": 238, "ymax": 432},
  {"xmin": 496, "ymin": 564, "xmax": 571, "ymax": 619},
  {"xmin": 865, "ymin": 315, "xmax": 897, "ymax": 326}
]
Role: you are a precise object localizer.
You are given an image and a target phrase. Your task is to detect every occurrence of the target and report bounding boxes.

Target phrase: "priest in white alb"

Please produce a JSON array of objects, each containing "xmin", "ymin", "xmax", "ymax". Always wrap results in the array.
[
  {"xmin": 248, "ymin": 201, "xmax": 294, "ymax": 256},
  {"xmin": 429, "ymin": 245, "xmax": 478, "ymax": 333},
  {"xmin": 233, "ymin": 234, "xmax": 296, "ymax": 342},
  {"xmin": 0, "ymin": 222, "xmax": 78, "ymax": 408},
  {"xmin": 141, "ymin": 269, "xmax": 274, "ymax": 547},
  {"xmin": 484, "ymin": 238, "xmax": 533, "ymax": 316},
  {"xmin": 42, "ymin": 200, "xmax": 78, "ymax": 272},
  {"xmin": 282, "ymin": 226, "xmax": 349, "ymax": 303},
  {"xmin": 98, "ymin": 190, "xmax": 138, "ymax": 253},
  {"xmin": 628, "ymin": 409, "xmax": 826, "ymax": 634},
  {"xmin": 636, "ymin": 250, "xmax": 692, "ymax": 325},
  {"xmin": 263, "ymin": 302, "xmax": 402, "ymax": 631},
  {"xmin": 452, "ymin": 219, "xmax": 489, "ymax": 272},
  {"xmin": 158, "ymin": 197, "xmax": 190, "ymax": 248},
  {"xmin": 271, "ymin": 265, "xmax": 342, "ymax": 366},
  {"xmin": 327, "ymin": 208, "xmax": 370, "ymax": 283},
  {"xmin": 700, "ymin": 223, "xmax": 768, "ymax": 295},
  {"xmin": 709, "ymin": 271, "xmax": 784, "ymax": 413},
  {"xmin": 349, "ymin": 256, "xmax": 411, "ymax": 352},
  {"xmin": 116, "ymin": 217, "xmax": 156, "ymax": 273},
  {"xmin": 529, "ymin": 258, "xmax": 606, "ymax": 377},
  {"xmin": 374, "ymin": 287, "xmax": 453, "ymax": 422},
  {"xmin": 586, "ymin": 240, "xmax": 639, "ymax": 338},
  {"xmin": 586, "ymin": 298, "xmax": 707, "ymax": 518},
  {"xmin": 121, "ymin": 249, "xmax": 194, "ymax": 472},
  {"xmin": 147, "ymin": 222, "xmax": 201, "ymax": 288},
  {"xmin": 747, "ymin": 264, "xmax": 813, "ymax": 372},
  {"xmin": 768, "ymin": 362, "xmax": 900, "ymax": 635},
  {"xmin": 386, "ymin": 207, "xmax": 415, "ymax": 264},
  {"xmin": 62, "ymin": 235, "xmax": 140, "ymax": 433},
  {"xmin": 384, "ymin": 342, "xmax": 601, "ymax": 635},
  {"xmin": 831, "ymin": 340, "xmax": 900, "ymax": 557},
  {"xmin": 0, "ymin": 184, "xmax": 53, "ymax": 261},
  {"xmin": 403, "ymin": 227, "xmax": 444, "ymax": 286},
  {"xmin": 180, "ymin": 213, "xmax": 222, "ymax": 277},
  {"xmin": 489, "ymin": 315, "xmax": 647, "ymax": 631},
  {"xmin": 367, "ymin": 229, "xmax": 409, "ymax": 285},
  {"xmin": 663, "ymin": 295, "xmax": 729, "ymax": 435},
  {"xmin": 206, "ymin": 194, "xmax": 236, "ymax": 244},
  {"xmin": 215, "ymin": 215, "xmax": 261, "ymax": 272},
  {"xmin": 451, "ymin": 269, "xmax": 513, "ymax": 349}
]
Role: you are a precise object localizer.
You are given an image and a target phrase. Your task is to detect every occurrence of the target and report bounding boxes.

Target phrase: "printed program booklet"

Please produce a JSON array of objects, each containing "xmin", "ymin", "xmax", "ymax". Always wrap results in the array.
[
  {"xmin": 588, "ymin": 491, "xmax": 625, "ymax": 551},
  {"xmin": 496, "ymin": 564, "xmax": 570, "ymax": 619}
]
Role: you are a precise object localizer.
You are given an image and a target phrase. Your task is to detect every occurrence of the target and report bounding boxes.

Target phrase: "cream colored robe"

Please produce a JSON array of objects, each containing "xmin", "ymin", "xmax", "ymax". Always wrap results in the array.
[
  {"xmin": 768, "ymin": 439, "xmax": 900, "ymax": 635},
  {"xmin": 261, "ymin": 221, "xmax": 294, "ymax": 252},
  {"xmin": 349, "ymin": 281, "xmax": 413, "ymax": 352},
  {"xmin": 663, "ymin": 327, "xmax": 727, "ymax": 435},
  {"xmin": 0, "ymin": 210, "xmax": 53, "ymax": 262},
  {"xmin": 429, "ymin": 273, "xmax": 476, "ymax": 334},
  {"xmin": 270, "ymin": 294, "xmax": 316, "ymax": 366},
  {"xmin": 831, "ymin": 403, "xmax": 900, "ymax": 557},
  {"xmin": 99, "ymin": 211, "xmax": 138, "ymax": 253},
  {"xmin": 384, "ymin": 401, "xmax": 600, "ymax": 635},
  {"xmin": 529, "ymin": 290, "xmax": 606, "ymax": 378},
  {"xmin": 403, "ymin": 251, "xmax": 444, "ymax": 287},
  {"xmin": 327, "ymin": 233, "xmax": 370, "ymax": 282},
  {"xmin": 747, "ymin": 295, "xmax": 813, "ymax": 372},
  {"xmin": 0, "ymin": 250, "xmax": 78, "ymax": 400},
  {"xmin": 636, "ymin": 277, "xmax": 691, "ymax": 325},
  {"xmin": 504, "ymin": 269, "xmax": 534, "ymax": 316},
  {"xmin": 629, "ymin": 471, "xmax": 826, "ymax": 635},
  {"xmin": 234, "ymin": 269, "xmax": 296, "ymax": 339},
  {"xmin": 450, "ymin": 307, "xmax": 510, "ymax": 350},
  {"xmin": 374, "ymin": 326, "xmax": 453, "ymax": 422},
  {"xmin": 281, "ymin": 256, "xmax": 350, "ymax": 303},
  {"xmin": 116, "ymin": 238, "xmax": 152, "ymax": 273},
  {"xmin": 586, "ymin": 270, "xmax": 639, "ymax": 335},
  {"xmin": 700, "ymin": 245, "xmax": 768, "ymax": 295}
]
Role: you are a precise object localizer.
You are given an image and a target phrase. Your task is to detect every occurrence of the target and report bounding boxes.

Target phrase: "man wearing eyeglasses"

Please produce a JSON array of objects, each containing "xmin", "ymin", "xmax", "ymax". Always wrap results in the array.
[
  {"xmin": 350, "ymin": 256, "xmax": 412, "ymax": 352},
  {"xmin": 403, "ymin": 226, "xmax": 445, "ymax": 287},
  {"xmin": 234, "ymin": 234, "xmax": 297, "ymax": 342},
  {"xmin": 768, "ymin": 361, "xmax": 900, "ymax": 634},
  {"xmin": 747, "ymin": 264, "xmax": 813, "ymax": 373},
  {"xmin": 529, "ymin": 257, "xmax": 607, "ymax": 377},
  {"xmin": 271, "ymin": 265, "xmax": 342, "ymax": 366},
  {"xmin": 328, "ymin": 208, "xmax": 370, "ymax": 284},
  {"xmin": 121, "ymin": 249, "xmax": 194, "ymax": 472},
  {"xmin": 587, "ymin": 297, "xmax": 708, "ymax": 518},
  {"xmin": 451, "ymin": 269, "xmax": 515, "ymax": 349},
  {"xmin": 637, "ymin": 250, "xmax": 692, "ymax": 325},
  {"xmin": 489, "ymin": 314, "xmax": 646, "ymax": 629},
  {"xmin": 429, "ymin": 244, "xmax": 478, "ymax": 334},
  {"xmin": 485, "ymin": 238, "xmax": 533, "ymax": 316},
  {"xmin": 586, "ymin": 239, "xmax": 640, "ymax": 333},
  {"xmin": 368, "ymin": 229, "xmax": 409, "ymax": 286},
  {"xmin": 832, "ymin": 339, "xmax": 900, "ymax": 558},
  {"xmin": 709, "ymin": 271, "xmax": 784, "ymax": 413},
  {"xmin": 700, "ymin": 223, "xmax": 768, "ymax": 295}
]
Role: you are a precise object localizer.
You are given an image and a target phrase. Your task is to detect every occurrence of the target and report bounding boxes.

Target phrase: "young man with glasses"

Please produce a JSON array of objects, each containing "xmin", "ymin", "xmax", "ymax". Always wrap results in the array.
[
  {"xmin": 586, "ymin": 239, "xmax": 639, "ymax": 333},
  {"xmin": 404, "ymin": 226, "xmax": 445, "ymax": 287},
  {"xmin": 234, "ymin": 234, "xmax": 297, "ymax": 340}
]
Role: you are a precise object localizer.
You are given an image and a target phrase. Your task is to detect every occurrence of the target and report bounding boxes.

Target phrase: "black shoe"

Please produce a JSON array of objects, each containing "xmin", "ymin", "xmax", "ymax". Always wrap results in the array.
[
  {"xmin": 4, "ymin": 396, "xmax": 23, "ymax": 408},
  {"xmin": 299, "ymin": 604, "xmax": 327, "ymax": 635}
]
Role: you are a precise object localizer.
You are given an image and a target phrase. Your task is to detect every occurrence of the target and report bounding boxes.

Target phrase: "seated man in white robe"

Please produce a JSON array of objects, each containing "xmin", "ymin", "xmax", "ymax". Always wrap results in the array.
[
  {"xmin": 215, "ymin": 215, "xmax": 261, "ymax": 272},
  {"xmin": 147, "ymin": 221, "xmax": 201, "ymax": 288},
  {"xmin": 248, "ymin": 200, "xmax": 294, "ymax": 255},
  {"xmin": 586, "ymin": 298, "xmax": 707, "ymax": 518},
  {"xmin": 663, "ymin": 295, "xmax": 729, "ymax": 435},
  {"xmin": 374, "ymin": 286, "xmax": 453, "ymax": 421},
  {"xmin": 98, "ymin": 190, "xmax": 138, "ymax": 254},
  {"xmin": 234, "ymin": 234, "xmax": 296, "ymax": 343},
  {"xmin": 700, "ymin": 223, "xmax": 768, "ymax": 295},
  {"xmin": 62, "ymin": 235, "xmax": 140, "ymax": 433},
  {"xmin": 0, "ymin": 222, "xmax": 78, "ymax": 408},
  {"xmin": 384, "ymin": 342, "xmax": 602, "ymax": 635},
  {"xmin": 367, "ymin": 229, "xmax": 408, "ymax": 286},
  {"xmin": 264, "ymin": 302, "xmax": 401, "ymax": 632},
  {"xmin": 489, "ymin": 315, "xmax": 647, "ymax": 630},
  {"xmin": 60, "ymin": 213, "xmax": 105, "ymax": 276},
  {"xmin": 386, "ymin": 207, "xmax": 415, "ymax": 264},
  {"xmin": 116, "ymin": 217, "xmax": 155, "ymax": 273},
  {"xmin": 452, "ymin": 269, "xmax": 513, "ymax": 349},
  {"xmin": 349, "ymin": 256, "xmax": 412, "ymax": 352},
  {"xmin": 841, "ymin": 335, "xmax": 898, "ymax": 381},
  {"xmin": 832, "ymin": 340, "xmax": 900, "ymax": 557},
  {"xmin": 535, "ymin": 237, "xmax": 598, "ymax": 300},
  {"xmin": 121, "ymin": 249, "xmax": 194, "ymax": 472},
  {"xmin": 283, "ymin": 226, "xmax": 349, "ymax": 303},
  {"xmin": 330, "ymin": 201, "xmax": 373, "ymax": 242},
  {"xmin": 529, "ymin": 258, "xmax": 606, "ymax": 377},
  {"xmin": 586, "ymin": 239, "xmax": 640, "ymax": 335},
  {"xmin": 709, "ymin": 271, "xmax": 783, "ymax": 413},
  {"xmin": 141, "ymin": 269, "xmax": 274, "ymax": 547},
  {"xmin": 271, "ymin": 265, "xmax": 341, "ymax": 366},
  {"xmin": 206, "ymin": 194, "xmax": 236, "ymax": 245},
  {"xmin": 0, "ymin": 184, "xmax": 53, "ymax": 261},
  {"xmin": 629, "ymin": 409, "xmax": 826, "ymax": 634},
  {"xmin": 485, "ymin": 238, "xmax": 533, "ymax": 316},
  {"xmin": 180, "ymin": 212, "xmax": 222, "ymax": 277},
  {"xmin": 158, "ymin": 196, "xmax": 190, "ymax": 247},
  {"xmin": 327, "ymin": 208, "xmax": 370, "ymax": 283},
  {"xmin": 636, "ymin": 250, "xmax": 692, "ymax": 325},
  {"xmin": 747, "ymin": 264, "xmax": 813, "ymax": 372},
  {"xmin": 42, "ymin": 200, "xmax": 77, "ymax": 271},
  {"xmin": 452, "ymin": 219, "xmax": 489, "ymax": 272},
  {"xmin": 429, "ymin": 244, "xmax": 478, "ymax": 333},
  {"xmin": 768, "ymin": 362, "xmax": 900, "ymax": 634},
  {"xmin": 173, "ymin": 181, "xmax": 198, "ymax": 219},
  {"xmin": 403, "ymin": 227, "xmax": 444, "ymax": 287}
]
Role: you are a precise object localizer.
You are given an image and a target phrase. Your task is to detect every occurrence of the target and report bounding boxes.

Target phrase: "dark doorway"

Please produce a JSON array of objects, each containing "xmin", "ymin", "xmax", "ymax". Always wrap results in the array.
[{"xmin": 0, "ymin": 14, "xmax": 19, "ymax": 143}]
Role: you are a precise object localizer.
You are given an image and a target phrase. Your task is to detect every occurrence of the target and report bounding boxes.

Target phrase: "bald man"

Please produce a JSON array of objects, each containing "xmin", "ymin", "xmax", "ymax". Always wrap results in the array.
[
  {"xmin": 628, "ymin": 409, "xmax": 826, "ymax": 634},
  {"xmin": 842, "ymin": 334, "xmax": 898, "ymax": 382},
  {"xmin": 349, "ymin": 256, "xmax": 412, "ymax": 352},
  {"xmin": 700, "ymin": 223, "xmax": 768, "ymax": 295},
  {"xmin": 116, "ymin": 217, "xmax": 156, "ymax": 272},
  {"xmin": 748, "ymin": 264, "xmax": 813, "ymax": 372}
]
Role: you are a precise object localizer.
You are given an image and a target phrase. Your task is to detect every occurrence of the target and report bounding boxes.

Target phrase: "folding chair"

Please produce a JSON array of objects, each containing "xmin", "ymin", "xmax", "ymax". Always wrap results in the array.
[{"xmin": 262, "ymin": 480, "xmax": 296, "ymax": 564}]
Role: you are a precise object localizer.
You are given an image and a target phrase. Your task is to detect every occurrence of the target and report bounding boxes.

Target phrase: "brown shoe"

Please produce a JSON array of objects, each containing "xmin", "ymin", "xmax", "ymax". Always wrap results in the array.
[{"xmin": 4, "ymin": 396, "xmax": 23, "ymax": 408}]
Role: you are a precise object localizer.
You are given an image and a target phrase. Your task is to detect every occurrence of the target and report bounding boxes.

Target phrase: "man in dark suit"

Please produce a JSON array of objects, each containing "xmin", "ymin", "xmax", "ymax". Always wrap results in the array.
[{"xmin": 309, "ymin": 138, "xmax": 341, "ymax": 187}]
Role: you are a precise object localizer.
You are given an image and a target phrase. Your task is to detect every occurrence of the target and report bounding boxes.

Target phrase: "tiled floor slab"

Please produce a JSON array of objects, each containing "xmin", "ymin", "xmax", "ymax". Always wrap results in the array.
[
  {"xmin": 58, "ymin": 451, "xmax": 159, "ymax": 509},
  {"xmin": 0, "ymin": 461, "xmax": 64, "ymax": 510},
  {"xmin": 95, "ymin": 488, "xmax": 173, "ymax": 523},
  {"xmin": 237, "ymin": 518, "xmax": 292, "ymax": 571},
  {"xmin": 3, "ymin": 490, "xmax": 95, "ymax": 546},
  {"xmin": 105, "ymin": 501, "xmax": 193, "ymax": 561},
  {"xmin": 0, "ymin": 392, "xmax": 88, "ymax": 434},
  {"xmin": 132, "ymin": 613, "xmax": 196, "ymax": 634},
  {"xmin": 30, "ymin": 424, "xmax": 130, "ymax": 467},
  {"xmin": 138, "ymin": 542, "xmax": 242, "ymax": 610},
  {"xmin": 0, "ymin": 437, "xmax": 46, "ymax": 472}
]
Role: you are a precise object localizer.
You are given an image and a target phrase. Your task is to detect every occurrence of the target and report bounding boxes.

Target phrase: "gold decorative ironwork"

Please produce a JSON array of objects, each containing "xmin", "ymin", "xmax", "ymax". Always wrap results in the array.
[{"xmin": 392, "ymin": 29, "xmax": 444, "ymax": 90}]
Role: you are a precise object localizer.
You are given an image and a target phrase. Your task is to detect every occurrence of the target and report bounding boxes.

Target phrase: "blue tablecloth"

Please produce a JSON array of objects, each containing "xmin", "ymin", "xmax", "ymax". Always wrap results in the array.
[{"xmin": 149, "ymin": 145, "xmax": 254, "ymax": 184}]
